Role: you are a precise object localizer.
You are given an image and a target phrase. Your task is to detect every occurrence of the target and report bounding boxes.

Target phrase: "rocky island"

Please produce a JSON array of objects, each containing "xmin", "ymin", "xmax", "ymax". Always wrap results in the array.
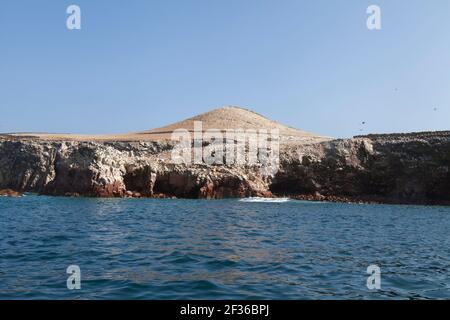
[{"xmin": 1, "ymin": 107, "xmax": 449, "ymax": 205}]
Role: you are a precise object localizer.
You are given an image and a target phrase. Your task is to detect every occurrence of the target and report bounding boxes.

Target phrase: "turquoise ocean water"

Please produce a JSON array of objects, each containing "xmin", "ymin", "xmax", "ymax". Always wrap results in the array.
[{"xmin": 0, "ymin": 195, "xmax": 449, "ymax": 299}]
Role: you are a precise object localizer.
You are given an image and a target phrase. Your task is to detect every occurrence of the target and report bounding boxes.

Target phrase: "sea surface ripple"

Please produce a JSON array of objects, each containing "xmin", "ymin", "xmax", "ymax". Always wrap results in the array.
[{"xmin": 0, "ymin": 196, "xmax": 449, "ymax": 299}]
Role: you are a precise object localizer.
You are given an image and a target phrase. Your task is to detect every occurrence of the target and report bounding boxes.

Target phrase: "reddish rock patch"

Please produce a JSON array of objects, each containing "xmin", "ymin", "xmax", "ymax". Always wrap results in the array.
[{"xmin": 0, "ymin": 189, "xmax": 22, "ymax": 197}]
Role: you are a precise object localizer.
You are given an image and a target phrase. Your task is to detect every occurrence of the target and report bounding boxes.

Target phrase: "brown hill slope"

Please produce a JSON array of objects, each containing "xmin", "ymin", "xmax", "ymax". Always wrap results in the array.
[{"xmin": 2, "ymin": 106, "xmax": 331, "ymax": 143}]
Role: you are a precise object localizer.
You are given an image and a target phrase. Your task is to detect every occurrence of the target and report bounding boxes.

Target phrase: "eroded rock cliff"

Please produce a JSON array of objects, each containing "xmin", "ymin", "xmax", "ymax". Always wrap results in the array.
[{"xmin": 1, "ymin": 131, "xmax": 449, "ymax": 204}]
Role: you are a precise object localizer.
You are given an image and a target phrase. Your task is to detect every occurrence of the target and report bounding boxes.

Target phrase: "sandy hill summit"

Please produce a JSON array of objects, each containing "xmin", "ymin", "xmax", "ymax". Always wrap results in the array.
[{"xmin": 3, "ymin": 106, "xmax": 331, "ymax": 144}]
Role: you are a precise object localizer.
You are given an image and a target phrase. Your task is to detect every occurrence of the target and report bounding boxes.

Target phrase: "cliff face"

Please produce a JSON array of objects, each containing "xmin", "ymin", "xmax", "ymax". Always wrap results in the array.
[
  {"xmin": 1, "ymin": 131, "xmax": 449, "ymax": 205},
  {"xmin": 274, "ymin": 132, "xmax": 450, "ymax": 204},
  {"xmin": 0, "ymin": 138, "xmax": 271, "ymax": 199}
]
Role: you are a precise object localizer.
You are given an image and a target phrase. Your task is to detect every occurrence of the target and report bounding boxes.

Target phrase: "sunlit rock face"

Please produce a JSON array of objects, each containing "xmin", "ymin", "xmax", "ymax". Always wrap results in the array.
[{"xmin": 0, "ymin": 131, "xmax": 449, "ymax": 204}]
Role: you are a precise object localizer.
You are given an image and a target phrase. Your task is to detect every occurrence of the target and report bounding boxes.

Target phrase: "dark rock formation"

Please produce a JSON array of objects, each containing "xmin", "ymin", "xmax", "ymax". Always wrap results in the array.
[
  {"xmin": 273, "ymin": 133, "xmax": 450, "ymax": 205},
  {"xmin": 1, "ymin": 131, "xmax": 449, "ymax": 205}
]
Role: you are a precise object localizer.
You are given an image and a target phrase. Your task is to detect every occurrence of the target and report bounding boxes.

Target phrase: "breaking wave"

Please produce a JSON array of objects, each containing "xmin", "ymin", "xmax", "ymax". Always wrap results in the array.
[{"xmin": 239, "ymin": 197, "xmax": 290, "ymax": 203}]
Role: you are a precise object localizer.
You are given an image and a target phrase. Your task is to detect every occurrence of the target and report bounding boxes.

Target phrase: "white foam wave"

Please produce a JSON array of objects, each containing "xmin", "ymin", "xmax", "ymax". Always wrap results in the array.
[{"xmin": 239, "ymin": 197, "xmax": 290, "ymax": 203}]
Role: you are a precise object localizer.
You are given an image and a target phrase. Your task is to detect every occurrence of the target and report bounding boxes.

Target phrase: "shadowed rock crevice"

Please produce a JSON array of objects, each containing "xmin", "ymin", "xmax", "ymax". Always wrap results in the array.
[
  {"xmin": 123, "ymin": 166, "xmax": 156, "ymax": 197},
  {"xmin": 153, "ymin": 172, "xmax": 201, "ymax": 198}
]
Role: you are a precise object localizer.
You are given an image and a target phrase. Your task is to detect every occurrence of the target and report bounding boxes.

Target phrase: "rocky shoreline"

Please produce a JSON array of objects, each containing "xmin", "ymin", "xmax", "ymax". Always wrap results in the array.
[
  {"xmin": 1, "ymin": 130, "xmax": 449, "ymax": 205},
  {"xmin": 3, "ymin": 189, "xmax": 449, "ymax": 206}
]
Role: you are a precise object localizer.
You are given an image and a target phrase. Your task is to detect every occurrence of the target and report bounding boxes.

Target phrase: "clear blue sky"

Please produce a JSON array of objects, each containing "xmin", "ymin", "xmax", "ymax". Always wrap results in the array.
[{"xmin": 1, "ymin": 0, "xmax": 449, "ymax": 138}]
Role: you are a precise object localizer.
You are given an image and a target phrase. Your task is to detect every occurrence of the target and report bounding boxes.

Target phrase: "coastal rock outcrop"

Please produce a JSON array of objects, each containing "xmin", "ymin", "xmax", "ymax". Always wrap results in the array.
[
  {"xmin": 1, "ymin": 131, "xmax": 449, "ymax": 204},
  {"xmin": 273, "ymin": 132, "xmax": 450, "ymax": 204},
  {"xmin": 0, "ymin": 189, "xmax": 22, "ymax": 197},
  {"xmin": 1, "ymin": 107, "xmax": 449, "ymax": 205}
]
